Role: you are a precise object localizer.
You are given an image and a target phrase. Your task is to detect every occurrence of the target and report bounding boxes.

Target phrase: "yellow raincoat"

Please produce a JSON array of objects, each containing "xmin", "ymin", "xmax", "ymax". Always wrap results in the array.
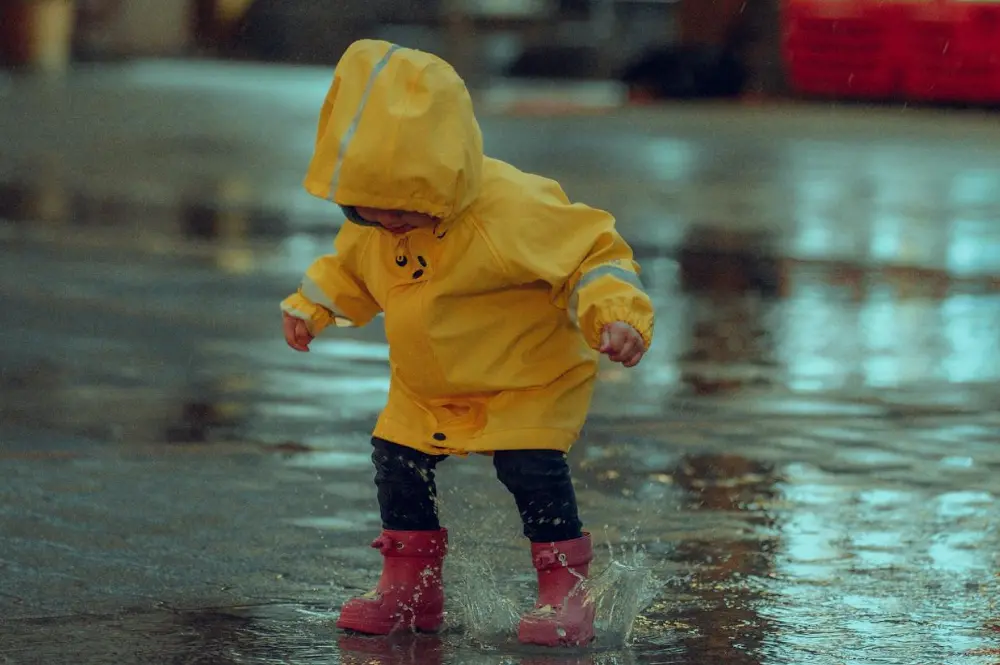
[{"xmin": 281, "ymin": 40, "xmax": 654, "ymax": 456}]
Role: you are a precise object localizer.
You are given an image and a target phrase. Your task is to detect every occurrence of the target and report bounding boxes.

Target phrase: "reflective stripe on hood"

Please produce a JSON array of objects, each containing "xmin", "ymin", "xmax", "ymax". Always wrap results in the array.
[{"xmin": 303, "ymin": 40, "xmax": 484, "ymax": 223}]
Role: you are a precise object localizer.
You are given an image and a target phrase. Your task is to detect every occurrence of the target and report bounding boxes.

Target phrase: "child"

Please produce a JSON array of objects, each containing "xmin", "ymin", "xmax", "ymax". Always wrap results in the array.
[{"xmin": 281, "ymin": 40, "xmax": 654, "ymax": 647}]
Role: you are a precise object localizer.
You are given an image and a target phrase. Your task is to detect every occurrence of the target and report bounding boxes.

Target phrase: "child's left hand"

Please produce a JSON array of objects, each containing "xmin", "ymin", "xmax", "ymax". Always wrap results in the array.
[{"xmin": 600, "ymin": 322, "xmax": 646, "ymax": 368}]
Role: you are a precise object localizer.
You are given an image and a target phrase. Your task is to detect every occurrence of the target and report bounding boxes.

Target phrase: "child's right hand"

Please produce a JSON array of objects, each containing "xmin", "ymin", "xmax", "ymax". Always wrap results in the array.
[{"xmin": 283, "ymin": 312, "xmax": 314, "ymax": 352}]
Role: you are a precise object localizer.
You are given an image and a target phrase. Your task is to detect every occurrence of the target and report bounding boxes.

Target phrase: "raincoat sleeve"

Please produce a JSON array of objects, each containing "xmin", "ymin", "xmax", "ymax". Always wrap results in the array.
[
  {"xmin": 280, "ymin": 225, "xmax": 381, "ymax": 335},
  {"xmin": 494, "ymin": 182, "xmax": 655, "ymax": 351}
]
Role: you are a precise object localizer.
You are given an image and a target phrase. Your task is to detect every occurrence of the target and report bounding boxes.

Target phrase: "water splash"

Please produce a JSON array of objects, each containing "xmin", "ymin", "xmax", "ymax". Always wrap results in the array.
[
  {"xmin": 586, "ymin": 546, "xmax": 658, "ymax": 647},
  {"xmin": 448, "ymin": 539, "xmax": 658, "ymax": 650},
  {"xmin": 449, "ymin": 551, "xmax": 522, "ymax": 645}
]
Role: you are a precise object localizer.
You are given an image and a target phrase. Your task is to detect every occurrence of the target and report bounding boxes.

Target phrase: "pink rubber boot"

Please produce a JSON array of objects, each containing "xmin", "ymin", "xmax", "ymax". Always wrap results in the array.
[
  {"xmin": 518, "ymin": 533, "xmax": 596, "ymax": 647},
  {"xmin": 336, "ymin": 529, "xmax": 447, "ymax": 635}
]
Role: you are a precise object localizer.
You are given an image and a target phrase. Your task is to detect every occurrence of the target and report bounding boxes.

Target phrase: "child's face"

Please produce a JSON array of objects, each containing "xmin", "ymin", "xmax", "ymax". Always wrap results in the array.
[{"xmin": 355, "ymin": 207, "xmax": 438, "ymax": 234}]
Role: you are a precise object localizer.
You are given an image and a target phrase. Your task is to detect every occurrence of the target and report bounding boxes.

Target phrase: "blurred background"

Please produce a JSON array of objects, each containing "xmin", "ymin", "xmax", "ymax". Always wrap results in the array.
[
  {"xmin": 2, "ymin": 2, "xmax": 1000, "ymax": 664},
  {"xmin": 1, "ymin": 0, "xmax": 774, "ymax": 94}
]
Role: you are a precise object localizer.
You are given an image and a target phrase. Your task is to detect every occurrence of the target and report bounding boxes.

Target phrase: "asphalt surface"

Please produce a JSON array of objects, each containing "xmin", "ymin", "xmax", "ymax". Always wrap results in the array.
[{"xmin": 1, "ymin": 60, "xmax": 999, "ymax": 665}]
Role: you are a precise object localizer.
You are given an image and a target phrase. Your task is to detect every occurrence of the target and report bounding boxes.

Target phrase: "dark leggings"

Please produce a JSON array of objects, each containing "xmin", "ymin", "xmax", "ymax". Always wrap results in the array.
[{"xmin": 371, "ymin": 437, "xmax": 584, "ymax": 543}]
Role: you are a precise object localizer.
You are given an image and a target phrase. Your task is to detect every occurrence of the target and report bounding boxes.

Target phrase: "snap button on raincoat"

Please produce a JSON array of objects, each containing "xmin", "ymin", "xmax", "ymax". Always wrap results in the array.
[{"xmin": 282, "ymin": 40, "xmax": 655, "ymax": 456}]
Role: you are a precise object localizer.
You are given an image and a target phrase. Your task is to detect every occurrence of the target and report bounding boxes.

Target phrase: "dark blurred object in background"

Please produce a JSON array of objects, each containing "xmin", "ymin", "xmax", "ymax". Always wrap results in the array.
[
  {"xmin": 618, "ymin": 0, "xmax": 753, "ymax": 101},
  {"xmin": 505, "ymin": 45, "xmax": 601, "ymax": 80},
  {"xmin": 677, "ymin": 227, "xmax": 783, "ymax": 299},
  {"xmin": 619, "ymin": 44, "xmax": 747, "ymax": 101},
  {"xmin": 190, "ymin": 0, "xmax": 251, "ymax": 56},
  {"xmin": 227, "ymin": 0, "xmax": 440, "ymax": 65},
  {"xmin": 73, "ymin": 0, "xmax": 123, "ymax": 60}
]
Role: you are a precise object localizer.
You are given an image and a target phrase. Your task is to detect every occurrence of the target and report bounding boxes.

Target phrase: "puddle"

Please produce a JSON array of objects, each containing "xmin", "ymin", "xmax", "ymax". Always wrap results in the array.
[
  {"xmin": 283, "ymin": 451, "xmax": 374, "ymax": 471},
  {"xmin": 1, "ymin": 579, "xmax": 665, "ymax": 665},
  {"xmin": 3, "ymin": 167, "xmax": 1000, "ymax": 446},
  {"xmin": 287, "ymin": 515, "xmax": 380, "ymax": 531}
]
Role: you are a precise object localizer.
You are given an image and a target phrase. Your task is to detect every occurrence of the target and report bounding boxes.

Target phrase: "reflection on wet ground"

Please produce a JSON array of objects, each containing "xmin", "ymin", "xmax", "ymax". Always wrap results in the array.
[
  {"xmin": 3, "ymin": 191, "xmax": 998, "ymax": 444},
  {"xmin": 2, "ymin": 63, "xmax": 1000, "ymax": 664}
]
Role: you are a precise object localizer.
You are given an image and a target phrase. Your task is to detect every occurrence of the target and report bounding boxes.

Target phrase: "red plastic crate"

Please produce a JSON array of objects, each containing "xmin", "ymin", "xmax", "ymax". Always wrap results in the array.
[
  {"xmin": 903, "ymin": 55, "xmax": 1000, "ymax": 102},
  {"xmin": 952, "ymin": 3, "xmax": 1000, "ymax": 56},
  {"xmin": 783, "ymin": 0, "xmax": 1000, "ymax": 103},
  {"xmin": 898, "ymin": 1, "xmax": 1000, "ymax": 102},
  {"xmin": 782, "ymin": 0, "xmax": 901, "ymax": 98}
]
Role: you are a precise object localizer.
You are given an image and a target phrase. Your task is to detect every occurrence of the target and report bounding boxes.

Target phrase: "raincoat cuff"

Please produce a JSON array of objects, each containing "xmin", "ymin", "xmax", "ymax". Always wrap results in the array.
[
  {"xmin": 586, "ymin": 302, "xmax": 654, "ymax": 352},
  {"xmin": 594, "ymin": 314, "xmax": 653, "ymax": 351},
  {"xmin": 281, "ymin": 292, "xmax": 334, "ymax": 336}
]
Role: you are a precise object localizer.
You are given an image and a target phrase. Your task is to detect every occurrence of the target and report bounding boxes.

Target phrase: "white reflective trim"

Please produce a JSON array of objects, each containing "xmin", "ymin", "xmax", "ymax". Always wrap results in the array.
[
  {"xmin": 328, "ymin": 44, "xmax": 401, "ymax": 200},
  {"xmin": 300, "ymin": 277, "xmax": 352, "ymax": 322},
  {"xmin": 281, "ymin": 303, "xmax": 313, "ymax": 321},
  {"xmin": 574, "ymin": 263, "xmax": 645, "ymax": 294},
  {"xmin": 568, "ymin": 263, "xmax": 645, "ymax": 326}
]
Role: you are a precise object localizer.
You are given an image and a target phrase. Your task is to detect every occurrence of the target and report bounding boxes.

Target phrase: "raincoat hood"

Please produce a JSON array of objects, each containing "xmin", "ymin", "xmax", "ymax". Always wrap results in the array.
[{"xmin": 303, "ymin": 40, "xmax": 484, "ymax": 222}]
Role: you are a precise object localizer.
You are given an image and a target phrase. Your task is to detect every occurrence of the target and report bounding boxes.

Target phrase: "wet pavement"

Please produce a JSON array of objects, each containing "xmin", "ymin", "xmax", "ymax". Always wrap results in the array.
[{"xmin": 2, "ymin": 60, "xmax": 1000, "ymax": 664}]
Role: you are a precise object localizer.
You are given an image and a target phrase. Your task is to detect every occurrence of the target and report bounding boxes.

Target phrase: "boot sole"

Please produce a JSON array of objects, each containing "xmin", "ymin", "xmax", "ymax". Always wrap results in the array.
[
  {"xmin": 518, "ymin": 612, "xmax": 596, "ymax": 647},
  {"xmin": 518, "ymin": 627, "xmax": 595, "ymax": 648}
]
